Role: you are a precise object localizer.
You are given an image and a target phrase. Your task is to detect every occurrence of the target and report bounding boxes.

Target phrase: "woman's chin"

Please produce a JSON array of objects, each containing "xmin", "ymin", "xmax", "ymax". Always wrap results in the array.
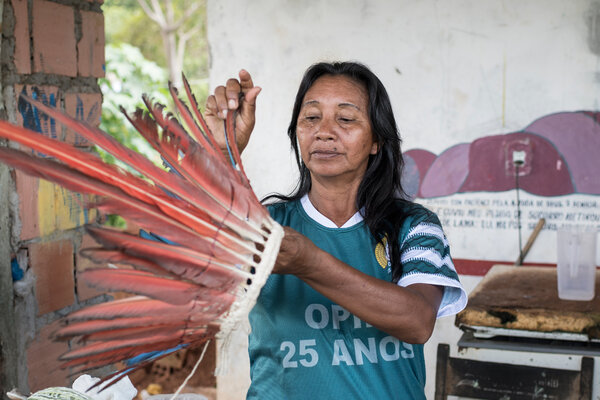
[{"xmin": 309, "ymin": 167, "xmax": 366, "ymax": 182}]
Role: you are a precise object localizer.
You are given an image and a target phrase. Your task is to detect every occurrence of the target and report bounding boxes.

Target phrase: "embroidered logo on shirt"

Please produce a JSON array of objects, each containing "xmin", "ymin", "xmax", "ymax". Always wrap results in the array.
[{"xmin": 375, "ymin": 236, "xmax": 390, "ymax": 268}]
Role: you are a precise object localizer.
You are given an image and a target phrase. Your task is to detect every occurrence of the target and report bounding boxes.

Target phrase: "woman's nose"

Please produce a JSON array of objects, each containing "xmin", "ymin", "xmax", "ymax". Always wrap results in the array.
[{"xmin": 315, "ymin": 117, "xmax": 336, "ymax": 141}]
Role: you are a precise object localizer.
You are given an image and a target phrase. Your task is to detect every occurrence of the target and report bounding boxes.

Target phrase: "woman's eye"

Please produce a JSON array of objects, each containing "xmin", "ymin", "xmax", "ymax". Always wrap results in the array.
[
  {"xmin": 339, "ymin": 117, "xmax": 355, "ymax": 123},
  {"xmin": 304, "ymin": 115, "xmax": 319, "ymax": 121}
]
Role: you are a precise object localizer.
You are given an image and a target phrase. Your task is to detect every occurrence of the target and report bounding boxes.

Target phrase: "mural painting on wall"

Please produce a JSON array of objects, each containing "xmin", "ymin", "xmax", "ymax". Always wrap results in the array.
[
  {"xmin": 18, "ymin": 86, "xmax": 58, "ymax": 142},
  {"xmin": 16, "ymin": 87, "xmax": 99, "ymax": 236},
  {"xmin": 402, "ymin": 111, "xmax": 600, "ymax": 266}
]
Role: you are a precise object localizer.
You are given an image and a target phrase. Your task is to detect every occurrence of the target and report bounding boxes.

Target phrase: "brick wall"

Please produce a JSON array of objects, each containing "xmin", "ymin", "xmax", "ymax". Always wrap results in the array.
[{"xmin": 0, "ymin": 0, "xmax": 105, "ymax": 395}]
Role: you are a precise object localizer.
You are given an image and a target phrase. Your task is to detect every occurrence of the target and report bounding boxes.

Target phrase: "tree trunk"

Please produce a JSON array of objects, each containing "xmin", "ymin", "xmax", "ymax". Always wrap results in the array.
[{"xmin": 137, "ymin": 0, "xmax": 195, "ymax": 88}]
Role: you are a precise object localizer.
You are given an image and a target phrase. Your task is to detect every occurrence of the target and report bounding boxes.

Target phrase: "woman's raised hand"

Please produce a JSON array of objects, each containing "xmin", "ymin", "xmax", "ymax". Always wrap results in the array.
[{"xmin": 205, "ymin": 69, "xmax": 261, "ymax": 154}]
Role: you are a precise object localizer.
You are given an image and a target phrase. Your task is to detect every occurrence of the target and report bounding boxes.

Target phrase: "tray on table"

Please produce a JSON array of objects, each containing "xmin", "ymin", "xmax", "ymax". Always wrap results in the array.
[{"xmin": 456, "ymin": 265, "xmax": 600, "ymax": 345}]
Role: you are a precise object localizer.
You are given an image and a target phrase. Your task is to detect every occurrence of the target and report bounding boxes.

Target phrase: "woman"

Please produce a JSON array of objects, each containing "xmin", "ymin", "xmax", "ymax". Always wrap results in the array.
[{"xmin": 205, "ymin": 62, "xmax": 466, "ymax": 399}]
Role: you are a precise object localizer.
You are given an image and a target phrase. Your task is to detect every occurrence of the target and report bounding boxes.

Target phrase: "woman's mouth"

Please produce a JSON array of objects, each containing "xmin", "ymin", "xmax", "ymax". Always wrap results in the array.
[{"xmin": 311, "ymin": 150, "xmax": 340, "ymax": 159}]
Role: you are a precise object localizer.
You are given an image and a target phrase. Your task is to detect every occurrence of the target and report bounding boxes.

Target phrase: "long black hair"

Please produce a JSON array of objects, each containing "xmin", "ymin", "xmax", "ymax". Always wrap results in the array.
[{"xmin": 264, "ymin": 61, "xmax": 411, "ymax": 282}]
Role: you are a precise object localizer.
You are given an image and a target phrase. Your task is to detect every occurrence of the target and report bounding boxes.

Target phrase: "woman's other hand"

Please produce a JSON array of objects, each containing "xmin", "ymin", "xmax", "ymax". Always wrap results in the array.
[
  {"xmin": 273, "ymin": 227, "xmax": 319, "ymax": 276},
  {"xmin": 205, "ymin": 69, "xmax": 261, "ymax": 154}
]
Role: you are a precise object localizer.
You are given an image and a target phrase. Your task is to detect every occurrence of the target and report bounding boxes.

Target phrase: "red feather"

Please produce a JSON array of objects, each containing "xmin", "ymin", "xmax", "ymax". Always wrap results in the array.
[
  {"xmin": 63, "ymin": 296, "xmax": 230, "ymax": 322},
  {"xmin": 20, "ymin": 98, "xmax": 269, "ymax": 242},
  {"xmin": 86, "ymin": 226, "xmax": 249, "ymax": 289},
  {"xmin": 80, "ymin": 268, "xmax": 238, "ymax": 305},
  {"xmin": 123, "ymin": 102, "xmax": 269, "ymax": 236},
  {"xmin": 56, "ymin": 304, "xmax": 227, "ymax": 340},
  {"xmin": 181, "ymin": 75, "xmax": 232, "ymax": 165},
  {"xmin": 121, "ymin": 113, "xmax": 266, "ymax": 243},
  {"xmin": 0, "ymin": 146, "xmax": 256, "ymax": 262},
  {"xmin": 79, "ymin": 249, "xmax": 178, "ymax": 277},
  {"xmin": 79, "ymin": 268, "xmax": 225, "ymax": 305},
  {"xmin": 0, "ymin": 77, "xmax": 284, "ymax": 385},
  {"xmin": 60, "ymin": 334, "xmax": 208, "ymax": 368}
]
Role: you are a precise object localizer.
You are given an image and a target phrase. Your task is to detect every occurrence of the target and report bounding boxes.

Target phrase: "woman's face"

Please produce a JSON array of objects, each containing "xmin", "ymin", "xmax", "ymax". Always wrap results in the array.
[{"xmin": 296, "ymin": 75, "xmax": 378, "ymax": 183}]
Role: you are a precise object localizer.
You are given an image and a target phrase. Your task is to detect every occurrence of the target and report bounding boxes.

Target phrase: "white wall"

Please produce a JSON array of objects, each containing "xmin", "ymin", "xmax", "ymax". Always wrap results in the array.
[
  {"xmin": 209, "ymin": 0, "xmax": 600, "ymax": 198},
  {"xmin": 208, "ymin": 1, "xmax": 600, "ymax": 398}
]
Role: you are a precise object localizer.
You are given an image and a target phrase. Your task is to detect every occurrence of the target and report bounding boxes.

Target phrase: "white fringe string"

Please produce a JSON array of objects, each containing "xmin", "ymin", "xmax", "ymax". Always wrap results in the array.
[
  {"xmin": 6, "ymin": 390, "xmax": 27, "ymax": 400},
  {"xmin": 214, "ymin": 222, "xmax": 284, "ymax": 376},
  {"xmin": 168, "ymin": 340, "xmax": 211, "ymax": 400}
]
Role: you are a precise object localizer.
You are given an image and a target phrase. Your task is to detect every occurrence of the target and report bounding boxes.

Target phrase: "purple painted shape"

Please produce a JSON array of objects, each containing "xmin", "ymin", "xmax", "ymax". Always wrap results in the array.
[
  {"xmin": 525, "ymin": 112, "xmax": 600, "ymax": 194},
  {"xmin": 420, "ymin": 144, "xmax": 470, "ymax": 198},
  {"xmin": 582, "ymin": 111, "xmax": 600, "ymax": 124},
  {"xmin": 401, "ymin": 154, "xmax": 420, "ymax": 200},
  {"xmin": 405, "ymin": 150, "xmax": 436, "ymax": 181},
  {"xmin": 460, "ymin": 132, "xmax": 573, "ymax": 196},
  {"xmin": 403, "ymin": 149, "xmax": 437, "ymax": 198}
]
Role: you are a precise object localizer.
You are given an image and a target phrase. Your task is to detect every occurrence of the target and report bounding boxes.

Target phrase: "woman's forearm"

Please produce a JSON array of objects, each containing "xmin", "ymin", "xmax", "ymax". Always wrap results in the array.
[
  {"xmin": 297, "ymin": 249, "xmax": 442, "ymax": 343},
  {"xmin": 274, "ymin": 227, "xmax": 443, "ymax": 343}
]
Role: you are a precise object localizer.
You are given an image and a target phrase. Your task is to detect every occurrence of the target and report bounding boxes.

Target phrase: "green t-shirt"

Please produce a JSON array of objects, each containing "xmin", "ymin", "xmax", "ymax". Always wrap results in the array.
[{"xmin": 247, "ymin": 196, "xmax": 466, "ymax": 399}]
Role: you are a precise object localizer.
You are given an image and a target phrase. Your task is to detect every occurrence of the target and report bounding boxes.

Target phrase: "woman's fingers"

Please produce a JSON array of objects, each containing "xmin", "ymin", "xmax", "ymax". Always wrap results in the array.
[
  {"xmin": 273, "ymin": 227, "xmax": 319, "ymax": 275},
  {"xmin": 204, "ymin": 70, "xmax": 260, "ymax": 154},
  {"xmin": 238, "ymin": 86, "xmax": 261, "ymax": 129},
  {"xmin": 243, "ymin": 86, "xmax": 261, "ymax": 107},
  {"xmin": 225, "ymin": 78, "xmax": 242, "ymax": 109},
  {"xmin": 238, "ymin": 69, "xmax": 260, "ymax": 109},
  {"xmin": 205, "ymin": 94, "xmax": 217, "ymax": 116},
  {"xmin": 205, "ymin": 90, "xmax": 225, "ymax": 118},
  {"xmin": 239, "ymin": 69, "xmax": 255, "ymax": 91},
  {"xmin": 207, "ymin": 70, "xmax": 259, "ymax": 116},
  {"xmin": 213, "ymin": 86, "xmax": 230, "ymax": 118}
]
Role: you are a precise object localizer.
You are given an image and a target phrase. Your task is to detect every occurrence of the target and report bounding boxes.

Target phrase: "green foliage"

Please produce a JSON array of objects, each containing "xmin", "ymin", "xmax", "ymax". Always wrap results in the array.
[
  {"xmin": 99, "ymin": 42, "xmax": 169, "ymax": 166},
  {"xmin": 104, "ymin": 214, "xmax": 128, "ymax": 229},
  {"xmin": 103, "ymin": 0, "xmax": 209, "ymax": 80},
  {"xmin": 100, "ymin": 0, "xmax": 209, "ymax": 165},
  {"xmin": 99, "ymin": 1, "xmax": 209, "ymax": 228}
]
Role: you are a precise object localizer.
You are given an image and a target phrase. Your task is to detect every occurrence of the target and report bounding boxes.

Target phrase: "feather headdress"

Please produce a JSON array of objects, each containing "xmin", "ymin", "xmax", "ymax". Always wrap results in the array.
[{"xmin": 0, "ymin": 76, "xmax": 283, "ymax": 388}]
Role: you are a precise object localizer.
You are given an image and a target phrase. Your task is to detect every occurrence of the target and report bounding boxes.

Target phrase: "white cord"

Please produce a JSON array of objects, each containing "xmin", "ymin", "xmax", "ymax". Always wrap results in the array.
[
  {"xmin": 6, "ymin": 389, "xmax": 27, "ymax": 400},
  {"xmin": 168, "ymin": 340, "xmax": 211, "ymax": 400},
  {"xmin": 215, "ymin": 222, "xmax": 284, "ymax": 375}
]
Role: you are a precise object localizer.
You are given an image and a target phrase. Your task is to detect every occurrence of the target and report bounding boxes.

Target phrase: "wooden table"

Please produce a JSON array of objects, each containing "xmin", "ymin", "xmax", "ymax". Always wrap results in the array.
[
  {"xmin": 436, "ymin": 265, "xmax": 599, "ymax": 399},
  {"xmin": 455, "ymin": 265, "xmax": 600, "ymax": 339}
]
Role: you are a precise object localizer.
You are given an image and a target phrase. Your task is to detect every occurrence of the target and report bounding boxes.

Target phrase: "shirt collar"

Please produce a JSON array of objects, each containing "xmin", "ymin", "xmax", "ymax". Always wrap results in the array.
[{"xmin": 300, "ymin": 194, "xmax": 364, "ymax": 228}]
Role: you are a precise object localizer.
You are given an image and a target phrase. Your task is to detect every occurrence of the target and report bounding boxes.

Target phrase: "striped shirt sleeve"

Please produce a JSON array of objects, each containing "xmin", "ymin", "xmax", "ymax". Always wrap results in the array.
[{"xmin": 396, "ymin": 213, "xmax": 467, "ymax": 318}]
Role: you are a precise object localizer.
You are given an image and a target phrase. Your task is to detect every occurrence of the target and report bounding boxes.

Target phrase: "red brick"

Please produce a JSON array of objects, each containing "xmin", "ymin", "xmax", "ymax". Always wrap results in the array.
[
  {"xmin": 76, "ymin": 234, "xmax": 107, "ymax": 301},
  {"xmin": 29, "ymin": 239, "xmax": 75, "ymax": 314},
  {"xmin": 11, "ymin": 0, "xmax": 31, "ymax": 74},
  {"xmin": 16, "ymin": 171, "xmax": 41, "ymax": 240},
  {"xmin": 14, "ymin": 84, "xmax": 60, "ymax": 139},
  {"xmin": 32, "ymin": 0, "xmax": 77, "ymax": 77},
  {"xmin": 26, "ymin": 320, "xmax": 70, "ymax": 391},
  {"xmin": 63, "ymin": 92, "xmax": 102, "ymax": 146},
  {"xmin": 78, "ymin": 11, "xmax": 105, "ymax": 78}
]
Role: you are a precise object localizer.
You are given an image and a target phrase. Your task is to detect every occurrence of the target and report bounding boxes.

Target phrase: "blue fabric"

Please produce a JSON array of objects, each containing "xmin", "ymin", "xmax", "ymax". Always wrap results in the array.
[
  {"xmin": 125, "ymin": 344, "xmax": 186, "ymax": 366},
  {"xmin": 139, "ymin": 229, "xmax": 178, "ymax": 245},
  {"xmin": 11, "ymin": 258, "xmax": 24, "ymax": 281}
]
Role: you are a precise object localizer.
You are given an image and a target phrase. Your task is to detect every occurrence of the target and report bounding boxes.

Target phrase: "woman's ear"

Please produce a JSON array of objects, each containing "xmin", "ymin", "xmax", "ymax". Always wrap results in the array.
[{"xmin": 370, "ymin": 141, "xmax": 379, "ymax": 155}]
